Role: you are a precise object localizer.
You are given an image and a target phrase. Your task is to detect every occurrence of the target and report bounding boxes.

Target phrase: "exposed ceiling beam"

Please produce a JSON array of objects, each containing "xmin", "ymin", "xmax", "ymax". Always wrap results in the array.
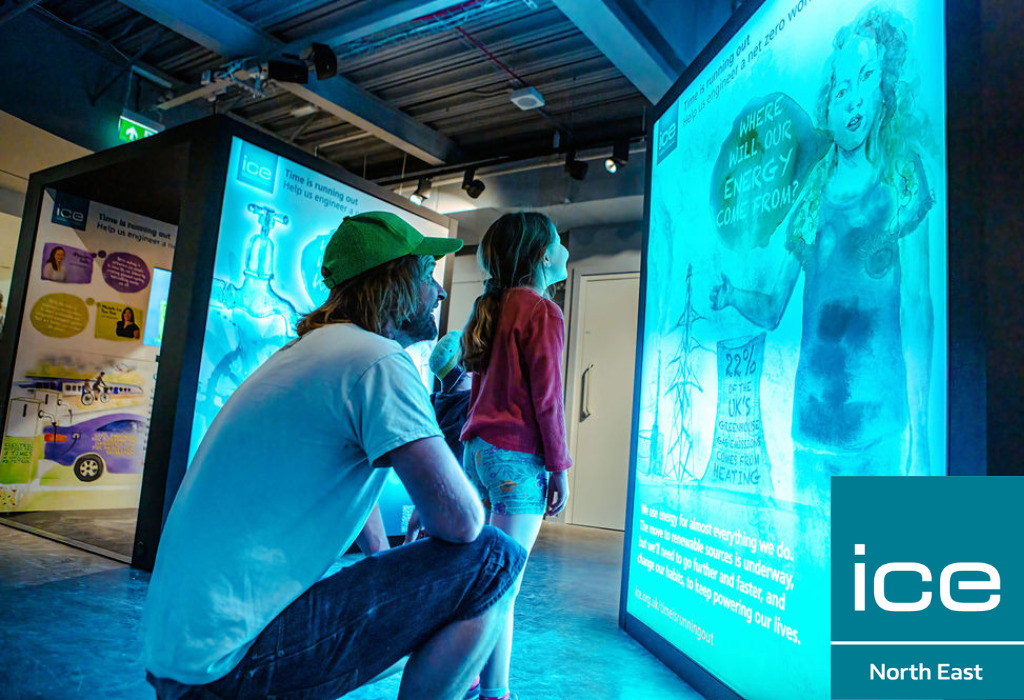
[
  {"xmin": 119, "ymin": 0, "xmax": 462, "ymax": 164},
  {"xmin": 279, "ymin": 81, "xmax": 458, "ymax": 165},
  {"xmin": 119, "ymin": 0, "xmax": 279, "ymax": 58},
  {"xmin": 0, "ymin": 10, "xmax": 197, "ymax": 152},
  {"xmin": 278, "ymin": 0, "xmax": 467, "ymax": 52},
  {"xmin": 550, "ymin": 0, "xmax": 678, "ymax": 103}
]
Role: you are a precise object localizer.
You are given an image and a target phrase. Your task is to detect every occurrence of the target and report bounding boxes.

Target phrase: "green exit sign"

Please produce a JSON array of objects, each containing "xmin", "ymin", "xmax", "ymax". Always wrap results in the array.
[{"xmin": 118, "ymin": 114, "xmax": 161, "ymax": 143}]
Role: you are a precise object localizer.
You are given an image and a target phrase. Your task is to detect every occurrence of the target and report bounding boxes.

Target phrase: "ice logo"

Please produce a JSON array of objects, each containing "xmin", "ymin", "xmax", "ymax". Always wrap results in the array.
[
  {"xmin": 50, "ymin": 191, "xmax": 89, "ymax": 231},
  {"xmin": 237, "ymin": 142, "xmax": 277, "ymax": 194},
  {"xmin": 657, "ymin": 101, "xmax": 679, "ymax": 164}
]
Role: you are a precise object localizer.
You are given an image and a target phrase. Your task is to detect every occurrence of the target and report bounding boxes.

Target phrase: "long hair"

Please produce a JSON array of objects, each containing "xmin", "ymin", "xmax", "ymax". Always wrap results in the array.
[
  {"xmin": 297, "ymin": 254, "xmax": 433, "ymax": 337},
  {"xmin": 788, "ymin": 8, "xmax": 935, "ymax": 260},
  {"xmin": 47, "ymin": 246, "xmax": 65, "ymax": 268},
  {"xmin": 815, "ymin": 7, "xmax": 934, "ymax": 177},
  {"xmin": 461, "ymin": 212, "xmax": 557, "ymax": 372}
]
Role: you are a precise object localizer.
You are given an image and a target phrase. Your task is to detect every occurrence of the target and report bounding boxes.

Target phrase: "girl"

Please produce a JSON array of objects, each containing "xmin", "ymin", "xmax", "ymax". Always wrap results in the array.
[
  {"xmin": 460, "ymin": 212, "xmax": 571, "ymax": 700},
  {"xmin": 711, "ymin": 6, "xmax": 936, "ymax": 502}
]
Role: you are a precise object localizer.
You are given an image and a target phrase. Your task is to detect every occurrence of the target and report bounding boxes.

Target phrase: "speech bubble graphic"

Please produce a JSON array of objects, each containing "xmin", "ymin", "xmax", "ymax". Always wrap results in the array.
[
  {"xmin": 711, "ymin": 93, "xmax": 828, "ymax": 251},
  {"xmin": 30, "ymin": 294, "xmax": 90, "ymax": 338},
  {"xmin": 102, "ymin": 252, "xmax": 150, "ymax": 293}
]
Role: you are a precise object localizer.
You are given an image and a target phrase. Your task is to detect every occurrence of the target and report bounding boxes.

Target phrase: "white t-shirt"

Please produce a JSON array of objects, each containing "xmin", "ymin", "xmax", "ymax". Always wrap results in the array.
[
  {"xmin": 141, "ymin": 323, "xmax": 442, "ymax": 684},
  {"xmin": 42, "ymin": 262, "xmax": 66, "ymax": 282}
]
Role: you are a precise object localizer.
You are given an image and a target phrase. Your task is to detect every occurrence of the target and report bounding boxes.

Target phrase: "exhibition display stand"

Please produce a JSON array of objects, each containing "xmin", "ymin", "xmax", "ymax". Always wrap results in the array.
[
  {"xmin": 0, "ymin": 115, "xmax": 456, "ymax": 570},
  {"xmin": 619, "ymin": 1, "xmax": 998, "ymax": 698}
]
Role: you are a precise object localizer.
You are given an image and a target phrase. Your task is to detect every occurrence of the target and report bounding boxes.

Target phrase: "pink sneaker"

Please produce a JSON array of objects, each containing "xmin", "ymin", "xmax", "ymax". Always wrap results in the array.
[{"xmin": 463, "ymin": 676, "xmax": 481, "ymax": 699}]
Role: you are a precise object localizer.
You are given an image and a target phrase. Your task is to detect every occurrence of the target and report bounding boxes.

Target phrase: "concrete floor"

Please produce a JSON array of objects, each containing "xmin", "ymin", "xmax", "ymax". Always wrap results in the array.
[
  {"xmin": 1, "ymin": 508, "xmax": 137, "ymax": 560},
  {"xmin": 0, "ymin": 522, "xmax": 704, "ymax": 700}
]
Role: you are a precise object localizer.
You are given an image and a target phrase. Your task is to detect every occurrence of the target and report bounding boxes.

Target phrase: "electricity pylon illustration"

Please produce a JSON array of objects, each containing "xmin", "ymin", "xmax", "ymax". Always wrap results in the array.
[{"xmin": 664, "ymin": 264, "xmax": 708, "ymax": 482}]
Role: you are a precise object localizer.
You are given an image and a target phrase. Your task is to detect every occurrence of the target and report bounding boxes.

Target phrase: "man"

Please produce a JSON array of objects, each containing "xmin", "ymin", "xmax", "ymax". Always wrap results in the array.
[
  {"xmin": 91, "ymin": 372, "xmax": 106, "ymax": 401},
  {"xmin": 142, "ymin": 212, "xmax": 526, "ymax": 700}
]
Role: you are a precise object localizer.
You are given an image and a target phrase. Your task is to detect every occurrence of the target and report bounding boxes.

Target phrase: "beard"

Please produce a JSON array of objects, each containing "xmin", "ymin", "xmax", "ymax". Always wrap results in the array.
[{"xmin": 395, "ymin": 309, "xmax": 438, "ymax": 345}]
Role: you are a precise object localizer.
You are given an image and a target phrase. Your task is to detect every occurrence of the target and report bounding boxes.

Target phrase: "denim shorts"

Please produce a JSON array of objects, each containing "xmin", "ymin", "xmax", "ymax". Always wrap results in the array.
[
  {"xmin": 147, "ymin": 526, "xmax": 526, "ymax": 700},
  {"xmin": 462, "ymin": 437, "xmax": 549, "ymax": 516}
]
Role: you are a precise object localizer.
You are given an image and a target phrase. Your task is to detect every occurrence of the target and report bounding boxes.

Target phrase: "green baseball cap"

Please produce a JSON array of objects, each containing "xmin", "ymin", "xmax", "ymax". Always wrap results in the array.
[{"xmin": 321, "ymin": 211, "xmax": 463, "ymax": 289}]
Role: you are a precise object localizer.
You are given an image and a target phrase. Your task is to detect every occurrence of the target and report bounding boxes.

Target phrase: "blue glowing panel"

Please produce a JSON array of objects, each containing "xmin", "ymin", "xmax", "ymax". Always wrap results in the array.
[
  {"xmin": 143, "ymin": 268, "xmax": 171, "ymax": 348},
  {"xmin": 191, "ymin": 138, "xmax": 450, "ymax": 534},
  {"xmin": 627, "ymin": 2, "xmax": 948, "ymax": 697}
]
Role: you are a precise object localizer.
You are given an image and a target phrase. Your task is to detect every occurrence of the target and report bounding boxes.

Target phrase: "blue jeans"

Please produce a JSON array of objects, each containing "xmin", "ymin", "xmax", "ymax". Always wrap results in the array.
[{"xmin": 147, "ymin": 526, "xmax": 526, "ymax": 699}]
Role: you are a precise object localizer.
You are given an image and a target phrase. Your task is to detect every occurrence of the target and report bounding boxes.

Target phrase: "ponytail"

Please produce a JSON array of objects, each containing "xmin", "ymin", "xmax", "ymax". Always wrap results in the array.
[
  {"xmin": 460, "ymin": 212, "xmax": 557, "ymax": 372},
  {"xmin": 461, "ymin": 280, "xmax": 502, "ymax": 372}
]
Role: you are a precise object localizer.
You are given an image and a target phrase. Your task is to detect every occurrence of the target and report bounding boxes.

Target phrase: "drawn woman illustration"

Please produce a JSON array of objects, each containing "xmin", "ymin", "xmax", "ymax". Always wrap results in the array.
[
  {"xmin": 710, "ymin": 6, "xmax": 936, "ymax": 503},
  {"xmin": 42, "ymin": 246, "xmax": 67, "ymax": 282}
]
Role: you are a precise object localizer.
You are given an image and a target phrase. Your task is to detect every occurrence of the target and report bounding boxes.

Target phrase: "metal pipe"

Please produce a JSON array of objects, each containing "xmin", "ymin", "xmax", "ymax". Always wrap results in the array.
[{"xmin": 375, "ymin": 141, "xmax": 646, "ymax": 188}]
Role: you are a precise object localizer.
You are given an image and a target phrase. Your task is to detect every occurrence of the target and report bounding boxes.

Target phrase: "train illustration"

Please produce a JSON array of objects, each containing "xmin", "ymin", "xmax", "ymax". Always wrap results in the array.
[
  {"xmin": 1, "ymin": 375, "xmax": 148, "ymax": 485},
  {"xmin": 16, "ymin": 375, "xmax": 144, "ymax": 406}
]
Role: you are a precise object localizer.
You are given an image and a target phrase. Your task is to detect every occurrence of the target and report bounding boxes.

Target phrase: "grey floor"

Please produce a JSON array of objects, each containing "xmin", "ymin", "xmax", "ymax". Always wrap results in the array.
[
  {"xmin": 1, "ymin": 508, "xmax": 137, "ymax": 559},
  {"xmin": 0, "ymin": 522, "xmax": 704, "ymax": 700}
]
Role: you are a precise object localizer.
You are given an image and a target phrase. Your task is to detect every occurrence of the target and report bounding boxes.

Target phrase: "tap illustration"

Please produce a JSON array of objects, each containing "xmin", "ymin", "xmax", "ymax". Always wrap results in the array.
[
  {"xmin": 210, "ymin": 204, "xmax": 300, "ymax": 325},
  {"xmin": 199, "ymin": 204, "xmax": 303, "ymax": 435}
]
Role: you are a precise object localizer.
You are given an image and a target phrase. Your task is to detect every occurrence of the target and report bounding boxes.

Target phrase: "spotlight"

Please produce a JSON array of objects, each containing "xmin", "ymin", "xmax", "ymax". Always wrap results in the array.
[
  {"xmin": 461, "ymin": 168, "xmax": 486, "ymax": 199},
  {"xmin": 265, "ymin": 57, "xmax": 308, "ymax": 84},
  {"xmin": 409, "ymin": 177, "xmax": 432, "ymax": 206},
  {"xmin": 604, "ymin": 139, "xmax": 630, "ymax": 174},
  {"xmin": 308, "ymin": 43, "xmax": 338, "ymax": 80},
  {"xmin": 565, "ymin": 149, "xmax": 588, "ymax": 181}
]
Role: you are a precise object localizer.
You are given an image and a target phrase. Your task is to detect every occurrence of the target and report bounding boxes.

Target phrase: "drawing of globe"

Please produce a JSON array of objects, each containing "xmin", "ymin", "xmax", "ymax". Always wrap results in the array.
[{"xmin": 300, "ymin": 233, "xmax": 332, "ymax": 309}]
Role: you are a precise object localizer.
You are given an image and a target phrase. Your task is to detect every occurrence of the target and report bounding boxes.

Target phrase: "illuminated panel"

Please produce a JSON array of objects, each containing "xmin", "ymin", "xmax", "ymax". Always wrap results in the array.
[
  {"xmin": 626, "ymin": 1, "xmax": 947, "ymax": 696},
  {"xmin": 190, "ymin": 137, "xmax": 451, "ymax": 533},
  {"xmin": 143, "ymin": 267, "xmax": 171, "ymax": 348}
]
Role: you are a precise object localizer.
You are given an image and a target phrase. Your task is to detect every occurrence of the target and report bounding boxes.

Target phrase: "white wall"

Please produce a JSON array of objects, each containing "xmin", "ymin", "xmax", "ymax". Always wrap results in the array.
[
  {"xmin": 562, "ymin": 222, "xmax": 643, "ymax": 352},
  {"xmin": 0, "ymin": 211, "xmax": 18, "ymax": 309},
  {"xmin": 0, "ymin": 111, "xmax": 91, "ymax": 206},
  {"xmin": 559, "ymin": 226, "xmax": 643, "ymax": 526},
  {"xmin": 0, "ymin": 110, "xmax": 92, "ymax": 321},
  {"xmin": 444, "ymin": 252, "xmax": 486, "ymax": 335}
]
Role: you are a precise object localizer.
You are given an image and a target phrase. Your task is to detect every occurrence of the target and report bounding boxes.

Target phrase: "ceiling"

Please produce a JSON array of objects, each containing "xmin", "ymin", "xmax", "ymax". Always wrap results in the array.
[{"xmin": 18, "ymin": 0, "xmax": 735, "ymax": 185}]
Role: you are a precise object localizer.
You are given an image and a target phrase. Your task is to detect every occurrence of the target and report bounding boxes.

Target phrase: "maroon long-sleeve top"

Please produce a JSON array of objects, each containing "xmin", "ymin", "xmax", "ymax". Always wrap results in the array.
[{"xmin": 460, "ymin": 288, "xmax": 573, "ymax": 472}]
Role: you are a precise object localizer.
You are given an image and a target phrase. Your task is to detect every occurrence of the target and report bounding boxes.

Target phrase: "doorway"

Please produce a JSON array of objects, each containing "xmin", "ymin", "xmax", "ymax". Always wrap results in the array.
[{"xmin": 565, "ymin": 272, "xmax": 640, "ymax": 530}]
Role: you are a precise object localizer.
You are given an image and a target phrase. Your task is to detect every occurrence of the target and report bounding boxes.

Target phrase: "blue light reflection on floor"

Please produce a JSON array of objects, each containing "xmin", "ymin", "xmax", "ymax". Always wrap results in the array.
[{"xmin": 0, "ymin": 523, "xmax": 703, "ymax": 700}]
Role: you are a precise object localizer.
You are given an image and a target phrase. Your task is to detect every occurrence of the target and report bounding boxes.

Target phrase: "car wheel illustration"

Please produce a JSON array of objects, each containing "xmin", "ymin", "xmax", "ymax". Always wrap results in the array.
[{"xmin": 73, "ymin": 454, "xmax": 104, "ymax": 482}]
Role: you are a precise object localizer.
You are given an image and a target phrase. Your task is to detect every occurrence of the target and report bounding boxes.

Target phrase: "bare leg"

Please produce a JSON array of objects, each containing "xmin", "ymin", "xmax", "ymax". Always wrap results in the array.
[
  {"xmin": 478, "ymin": 513, "xmax": 544, "ymax": 693},
  {"xmin": 398, "ymin": 583, "xmax": 515, "ymax": 700}
]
